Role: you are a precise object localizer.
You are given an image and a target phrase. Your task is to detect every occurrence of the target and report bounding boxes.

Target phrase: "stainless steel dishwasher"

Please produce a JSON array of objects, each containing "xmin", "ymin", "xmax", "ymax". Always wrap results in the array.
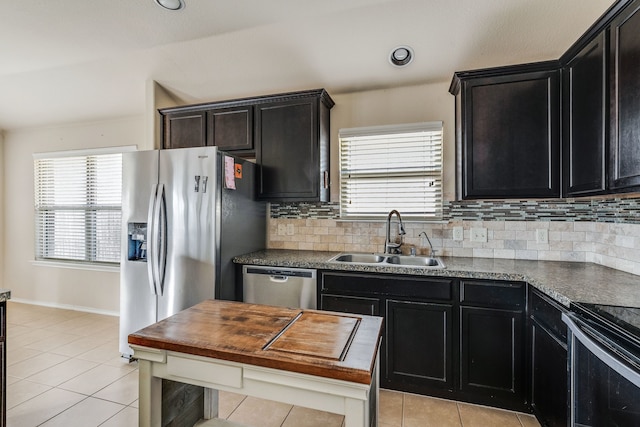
[{"xmin": 242, "ymin": 265, "xmax": 317, "ymax": 309}]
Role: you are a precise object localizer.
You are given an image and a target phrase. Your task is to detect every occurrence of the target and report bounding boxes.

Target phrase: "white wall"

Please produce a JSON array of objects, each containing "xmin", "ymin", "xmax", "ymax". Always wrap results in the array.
[{"xmin": 3, "ymin": 116, "xmax": 145, "ymax": 314}]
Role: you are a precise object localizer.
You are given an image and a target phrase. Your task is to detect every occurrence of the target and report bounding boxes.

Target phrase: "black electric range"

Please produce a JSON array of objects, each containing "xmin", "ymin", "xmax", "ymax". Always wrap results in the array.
[{"xmin": 564, "ymin": 302, "xmax": 640, "ymax": 426}]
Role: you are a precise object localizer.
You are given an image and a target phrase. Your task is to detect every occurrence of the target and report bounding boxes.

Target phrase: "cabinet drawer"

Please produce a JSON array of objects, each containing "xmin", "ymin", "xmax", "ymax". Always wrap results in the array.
[
  {"xmin": 321, "ymin": 294, "xmax": 381, "ymax": 316},
  {"xmin": 530, "ymin": 289, "xmax": 567, "ymax": 341},
  {"xmin": 321, "ymin": 272, "xmax": 453, "ymax": 301},
  {"xmin": 167, "ymin": 354, "xmax": 242, "ymax": 389},
  {"xmin": 460, "ymin": 280, "xmax": 525, "ymax": 309}
]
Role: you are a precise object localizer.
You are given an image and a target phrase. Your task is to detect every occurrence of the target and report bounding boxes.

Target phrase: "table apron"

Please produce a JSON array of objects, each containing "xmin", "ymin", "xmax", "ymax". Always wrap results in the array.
[{"xmin": 132, "ymin": 344, "xmax": 378, "ymax": 426}]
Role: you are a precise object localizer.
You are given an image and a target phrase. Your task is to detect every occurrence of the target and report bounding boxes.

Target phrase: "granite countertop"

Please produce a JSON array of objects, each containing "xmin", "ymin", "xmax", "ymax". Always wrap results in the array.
[
  {"xmin": 234, "ymin": 249, "xmax": 640, "ymax": 309},
  {"xmin": 0, "ymin": 289, "xmax": 11, "ymax": 302}
]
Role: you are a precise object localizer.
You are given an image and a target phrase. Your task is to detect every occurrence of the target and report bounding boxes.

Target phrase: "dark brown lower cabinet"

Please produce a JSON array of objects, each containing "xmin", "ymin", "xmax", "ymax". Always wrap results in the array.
[
  {"xmin": 459, "ymin": 280, "xmax": 527, "ymax": 411},
  {"xmin": 318, "ymin": 272, "xmax": 532, "ymax": 414},
  {"xmin": 318, "ymin": 271, "xmax": 455, "ymax": 396},
  {"xmin": 529, "ymin": 289, "xmax": 569, "ymax": 427},
  {"xmin": 320, "ymin": 294, "xmax": 380, "ymax": 316},
  {"xmin": 460, "ymin": 306, "xmax": 526, "ymax": 411},
  {"xmin": 385, "ymin": 299, "xmax": 453, "ymax": 394}
]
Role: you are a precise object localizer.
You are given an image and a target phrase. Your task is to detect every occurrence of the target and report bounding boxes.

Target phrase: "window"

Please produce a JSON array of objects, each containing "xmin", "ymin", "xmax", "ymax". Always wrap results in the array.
[
  {"xmin": 34, "ymin": 147, "xmax": 130, "ymax": 265},
  {"xmin": 339, "ymin": 122, "xmax": 443, "ymax": 220}
]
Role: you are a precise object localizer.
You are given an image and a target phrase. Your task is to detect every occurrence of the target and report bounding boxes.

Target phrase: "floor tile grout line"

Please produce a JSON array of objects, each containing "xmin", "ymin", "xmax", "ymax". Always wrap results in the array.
[
  {"xmin": 279, "ymin": 405, "xmax": 295, "ymax": 427},
  {"xmin": 456, "ymin": 401, "xmax": 464, "ymax": 427},
  {"xmin": 225, "ymin": 394, "xmax": 248, "ymax": 421},
  {"xmin": 401, "ymin": 391, "xmax": 405, "ymax": 427},
  {"xmin": 34, "ymin": 395, "xmax": 93, "ymax": 427},
  {"xmin": 97, "ymin": 405, "xmax": 133, "ymax": 427}
]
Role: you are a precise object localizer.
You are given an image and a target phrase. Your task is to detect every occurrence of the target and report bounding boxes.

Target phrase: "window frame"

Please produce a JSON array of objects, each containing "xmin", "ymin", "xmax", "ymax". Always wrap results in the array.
[
  {"xmin": 338, "ymin": 121, "xmax": 444, "ymax": 221},
  {"xmin": 33, "ymin": 146, "xmax": 135, "ymax": 267}
]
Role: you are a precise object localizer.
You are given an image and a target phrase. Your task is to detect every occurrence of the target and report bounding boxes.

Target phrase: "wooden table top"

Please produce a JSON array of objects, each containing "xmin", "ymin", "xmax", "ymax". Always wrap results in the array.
[{"xmin": 128, "ymin": 300, "xmax": 384, "ymax": 384}]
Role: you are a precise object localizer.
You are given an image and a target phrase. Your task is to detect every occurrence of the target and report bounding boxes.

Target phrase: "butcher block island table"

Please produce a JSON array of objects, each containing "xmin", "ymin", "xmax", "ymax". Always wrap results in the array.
[{"xmin": 129, "ymin": 299, "xmax": 384, "ymax": 427}]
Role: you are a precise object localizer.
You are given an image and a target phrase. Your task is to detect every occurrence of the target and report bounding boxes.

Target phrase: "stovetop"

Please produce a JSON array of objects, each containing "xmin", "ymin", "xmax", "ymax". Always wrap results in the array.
[{"xmin": 571, "ymin": 302, "xmax": 640, "ymax": 349}]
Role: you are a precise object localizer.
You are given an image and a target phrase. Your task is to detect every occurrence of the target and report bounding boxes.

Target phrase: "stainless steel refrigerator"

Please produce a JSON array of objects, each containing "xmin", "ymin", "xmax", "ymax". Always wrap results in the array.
[{"xmin": 119, "ymin": 146, "xmax": 265, "ymax": 359}]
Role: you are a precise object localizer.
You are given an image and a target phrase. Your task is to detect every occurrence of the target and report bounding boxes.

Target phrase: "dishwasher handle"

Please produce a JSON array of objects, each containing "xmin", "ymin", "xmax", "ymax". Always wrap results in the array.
[
  {"xmin": 269, "ymin": 275, "xmax": 289, "ymax": 283},
  {"xmin": 243, "ymin": 266, "xmax": 315, "ymax": 278}
]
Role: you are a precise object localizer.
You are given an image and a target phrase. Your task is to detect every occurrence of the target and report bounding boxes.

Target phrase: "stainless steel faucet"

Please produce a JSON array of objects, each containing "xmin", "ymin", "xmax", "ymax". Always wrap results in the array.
[{"xmin": 384, "ymin": 210, "xmax": 406, "ymax": 254}]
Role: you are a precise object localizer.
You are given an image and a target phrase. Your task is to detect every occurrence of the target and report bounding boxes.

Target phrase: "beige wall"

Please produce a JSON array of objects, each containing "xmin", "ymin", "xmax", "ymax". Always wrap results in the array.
[
  {"xmin": 0, "ymin": 81, "xmax": 456, "ymax": 313},
  {"xmin": 331, "ymin": 81, "xmax": 456, "ymax": 201},
  {"xmin": 0, "ymin": 130, "xmax": 4, "ymax": 289},
  {"xmin": 3, "ymin": 116, "xmax": 145, "ymax": 314}
]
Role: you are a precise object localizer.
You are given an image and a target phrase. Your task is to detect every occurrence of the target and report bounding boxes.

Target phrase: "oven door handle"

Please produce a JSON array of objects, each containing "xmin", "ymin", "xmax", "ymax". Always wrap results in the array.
[{"xmin": 562, "ymin": 312, "xmax": 640, "ymax": 388}]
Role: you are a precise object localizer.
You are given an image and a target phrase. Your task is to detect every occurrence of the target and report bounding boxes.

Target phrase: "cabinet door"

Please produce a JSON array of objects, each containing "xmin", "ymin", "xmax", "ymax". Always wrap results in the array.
[
  {"xmin": 460, "ymin": 306, "xmax": 526, "ymax": 411},
  {"xmin": 255, "ymin": 96, "xmax": 328, "ymax": 201},
  {"xmin": 531, "ymin": 320, "xmax": 568, "ymax": 427},
  {"xmin": 163, "ymin": 111, "xmax": 207, "ymax": 149},
  {"xmin": 207, "ymin": 106, "xmax": 253, "ymax": 153},
  {"xmin": 609, "ymin": 0, "xmax": 640, "ymax": 192},
  {"xmin": 320, "ymin": 294, "xmax": 380, "ymax": 316},
  {"xmin": 385, "ymin": 299, "xmax": 453, "ymax": 394},
  {"xmin": 564, "ymin": 32, "xmax": 607, "ymax": 196},
  {"xmin": 529, "ymin": 289, "xmax": 568, "ymax": 427},
  {"xmin": 461, "ymin": 70, "xmax": 560, "ymax": 199}
]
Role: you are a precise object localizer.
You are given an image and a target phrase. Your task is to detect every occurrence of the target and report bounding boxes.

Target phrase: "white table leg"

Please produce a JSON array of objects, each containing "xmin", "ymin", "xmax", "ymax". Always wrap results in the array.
[
  {"xmin": 138, "ymin": 359, "xmax": 162, "ymax": 427},
  {"xmin": 204, "ymin": 388, "xmax": 219, "ymax": 419},
  {"xmin": 344, "ymin": 397, "xmax": 368, "ymax": 427}
]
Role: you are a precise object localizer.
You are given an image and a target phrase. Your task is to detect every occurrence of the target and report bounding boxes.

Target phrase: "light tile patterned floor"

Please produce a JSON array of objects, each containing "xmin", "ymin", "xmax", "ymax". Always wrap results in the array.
[{"xmin": 6, "ymin": 301, "xmax": 540, "ymax": 426}]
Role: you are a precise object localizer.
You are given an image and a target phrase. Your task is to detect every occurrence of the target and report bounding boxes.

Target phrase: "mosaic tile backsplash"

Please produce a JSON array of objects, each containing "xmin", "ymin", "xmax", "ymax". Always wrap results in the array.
[
  {"xmin": 270, "ymin": 197, "xmax": 640, "ymax": 223},
  {"xmin": 268, "ymin": 197, "xmax": 640, "ymax": 276}
]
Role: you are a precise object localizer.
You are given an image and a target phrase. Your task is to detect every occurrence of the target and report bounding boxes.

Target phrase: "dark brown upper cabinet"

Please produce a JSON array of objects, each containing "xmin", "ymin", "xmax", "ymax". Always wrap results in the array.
[
  {"xmin": 159, "ymin": 89, "xmax": 334, "ymax": 202},
  {"xmin": 563, "ymin": 32, "xmax": 608, "ymax": 197},
  {"xmin": 161, "ymin": 104, "xmax": 252, "ymax": 155},
  {"xmin": 207, "ymin": 105, "xmax": 254, "ymax": 154},
  {"xmin": 609, "ymin": 0, "xmax": 640, "ymax": 192},
  {"xmin": 450, "ymin": 63, "xmax": 561, "ymax": 199},
  {"xmin": 162, "ymin": 110, "xmax": 207, "ymax": 149},
  {"xmin": 450, "ymin": 0, "xmax": 639, "ymax": 200},
  {"xmin": 255, "ymin": 91, "xmax": 333, "ymax": 202}
]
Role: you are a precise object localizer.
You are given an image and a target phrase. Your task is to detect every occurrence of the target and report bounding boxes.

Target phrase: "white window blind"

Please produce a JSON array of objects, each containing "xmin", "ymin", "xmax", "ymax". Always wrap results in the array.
[
  {"xmin": 34, "ymin": 149, "xmax": 124, "ymax": 264},
  {"xmin": 339, "ymin": 122, "xmax": 443, "ymax": 220}
]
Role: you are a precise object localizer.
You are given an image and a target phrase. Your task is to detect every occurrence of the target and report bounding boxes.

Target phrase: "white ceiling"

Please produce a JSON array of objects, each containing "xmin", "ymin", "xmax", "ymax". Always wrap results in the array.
[{"xmin": 0, "ymin": 0, "xmax": 615, "ymax": 130}]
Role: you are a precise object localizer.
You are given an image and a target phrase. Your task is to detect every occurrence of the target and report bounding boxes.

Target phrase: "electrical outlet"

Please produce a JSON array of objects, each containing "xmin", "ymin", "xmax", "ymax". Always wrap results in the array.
[
  {"xmin": 453, "ymin": 226, "xmax": 464, "ymax": 241},
  {"xmin": 470, "ymin": 227, "xmax": 487, "ymax": 243},
  {"xmin": 536, "ymin": 228, "xmax": 549, "ymax": 244},
  {"xmin": 286, "ymin": 223, "xmax": 295, "ymax": 236},
  {"xmin": 277, "ymin": 224, "xmax": 286, "ymax": 235}
]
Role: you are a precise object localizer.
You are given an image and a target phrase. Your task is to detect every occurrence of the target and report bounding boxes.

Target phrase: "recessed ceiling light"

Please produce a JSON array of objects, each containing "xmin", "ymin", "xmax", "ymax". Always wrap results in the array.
[
  {"xmin": 154, "ymin": 0, "xmax": 185, "ymax": 11},
  {"xmin": 389, "ymin": 46, "xmax": 414, "ymax": 67}
]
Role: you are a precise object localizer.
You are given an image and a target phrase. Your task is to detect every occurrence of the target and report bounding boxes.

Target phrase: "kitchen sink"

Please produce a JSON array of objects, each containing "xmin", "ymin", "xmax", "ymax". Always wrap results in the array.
[
  {"xmin": 332, "ymin": 253, "xmax": 386, "ymax": 263},
  {"xmin": 385, "ymin": 255, "xmax": 444, "ymax": 267},
  {"xmin": 329, "ymin": 253, "xmax": 445, "ymax": 269}
]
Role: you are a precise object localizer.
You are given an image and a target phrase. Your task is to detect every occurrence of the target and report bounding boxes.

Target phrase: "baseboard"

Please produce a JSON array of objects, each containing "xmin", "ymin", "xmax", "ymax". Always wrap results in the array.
[{"xmin": 8, "ymin": 297, "xmax": 119, "ymax": 317}]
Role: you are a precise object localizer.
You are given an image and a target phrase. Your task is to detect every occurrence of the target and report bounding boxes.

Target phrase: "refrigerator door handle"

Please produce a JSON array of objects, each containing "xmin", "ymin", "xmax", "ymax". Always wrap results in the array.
[
  {"xmin": 147, "ymin": 185, "xmax": 158, "ymax": 295},
  {"xmin": 146, "ymin": 184, "xmax": 162, "ymax": 296},
  {"xmin": 157, "ymin": 184, "xmax": 167, "ymax": 295}
]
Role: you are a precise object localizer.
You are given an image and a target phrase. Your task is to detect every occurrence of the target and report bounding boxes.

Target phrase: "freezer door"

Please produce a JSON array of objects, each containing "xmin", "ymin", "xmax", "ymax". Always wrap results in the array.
[
  {"xmin": 157, "ymin": 147, "xmax": 218, "ymax": 320},
  {"xmin": 119, "ymin": 150, "xmax": 159, "ymax": 358}
]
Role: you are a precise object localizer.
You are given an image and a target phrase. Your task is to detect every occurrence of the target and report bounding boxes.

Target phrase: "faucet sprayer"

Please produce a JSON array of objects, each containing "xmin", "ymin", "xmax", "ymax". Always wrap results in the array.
[{"xmin": 419, "ymin": 231, "xmax": 435, "ymax": 257}]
